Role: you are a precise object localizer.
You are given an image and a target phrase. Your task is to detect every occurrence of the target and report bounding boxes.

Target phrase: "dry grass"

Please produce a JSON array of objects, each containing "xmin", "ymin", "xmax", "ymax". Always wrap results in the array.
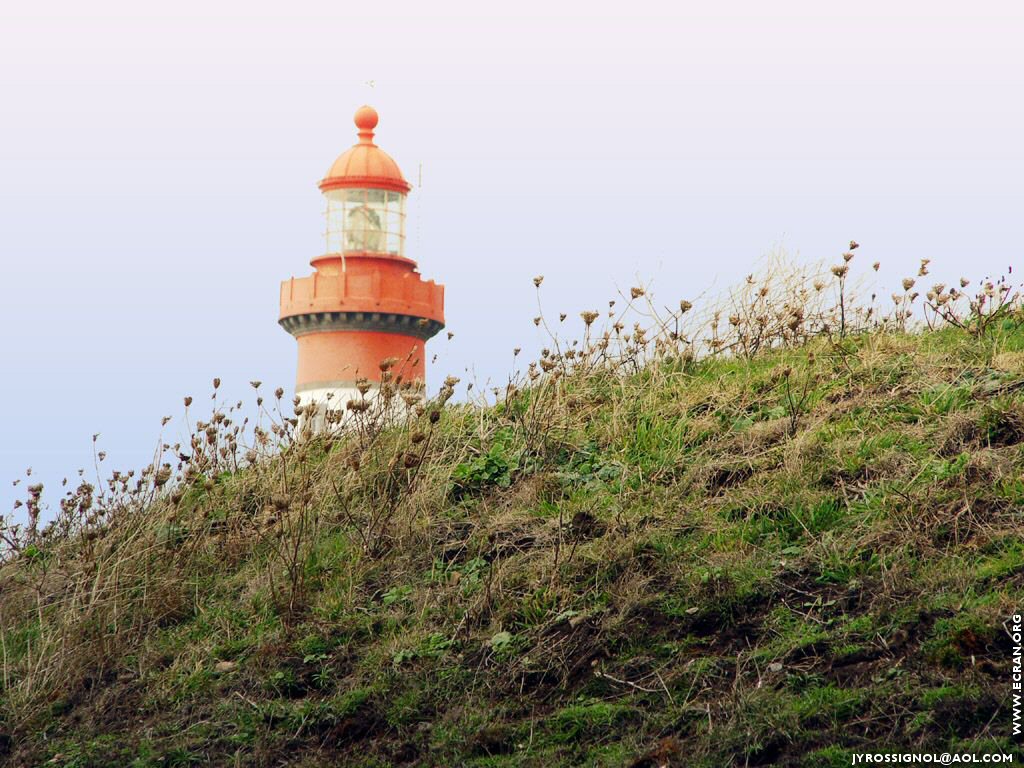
[{"xmin": 1, "ymin": 246, "xmax": 1023, "ymax": 766}]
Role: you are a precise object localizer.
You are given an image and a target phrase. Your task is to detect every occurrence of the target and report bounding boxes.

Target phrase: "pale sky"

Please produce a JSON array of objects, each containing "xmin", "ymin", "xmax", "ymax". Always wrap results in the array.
[{"xmin": 2, "ymin": 1, "xmax": 1022, "ymax": 516}]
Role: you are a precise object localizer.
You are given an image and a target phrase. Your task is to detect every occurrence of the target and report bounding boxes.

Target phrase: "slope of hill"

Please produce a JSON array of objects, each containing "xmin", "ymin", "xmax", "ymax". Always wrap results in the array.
[{"xmin": 2, "ymin": 266, "xmax": 1023, "ymax": 766}]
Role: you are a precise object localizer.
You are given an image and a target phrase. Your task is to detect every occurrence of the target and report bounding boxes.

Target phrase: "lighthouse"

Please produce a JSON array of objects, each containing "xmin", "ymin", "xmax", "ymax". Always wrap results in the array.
[{"xmin": 279, "ymin": 106, "xmax": 445, "ymax": 427}]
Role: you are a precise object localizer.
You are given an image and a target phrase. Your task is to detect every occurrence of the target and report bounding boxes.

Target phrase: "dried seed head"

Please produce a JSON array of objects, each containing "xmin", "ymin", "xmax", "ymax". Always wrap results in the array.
[
  {"xmin": 213, "ymin": 378, "xmax": 221, "ymax": 390},
  {"xmin": 154, "ymin": 465, "xmax": 172, "ymax": 487},
  {"xmin": 184, "ymin": 396, "xmax": 193, "ymax": 407},
  {"xmin": 679, "ymin": 300, "xmax": 692, "ymax": 314},
  {"xmin": 873, "ymin": 261, "xmax": 880, "ymax": 271},
  {"xmin": 831, "ymin": 265, "xmax": 849, "ymax": 278},
  {"xmin": 533, "ymin": 317, "xmax": 541, "ymax": 326},
  {"xmin": 902, "ymin": 278, "xmax": 915, "ymax": 291},
  {"xmin": 275, "ymin": 387, "xmax": 284, "ymax": 400},
  {"xmin": 630, "ymin": 286, "xmax": 645, "ymax": 300},
  {"xmin": 533, "ymin": 275, "xmax": 544, "ymax": 287},
  {"xmin": 580, "ymin": 310, "xmax": 599, "ymax": 326},
  {"xmin": 849, "ymin": 240, "xmax": 860, "ymax": 250},
  {"xmin": 447, "ymin": 331, "xmax": 454, "ymax": 340},
  {"xmin": 842, "ymin": 252, "xmax": 854, "ymax": 262},
  {"xmin": 250, "ymin": 380, "xmax": 261, "ymax": 389}
]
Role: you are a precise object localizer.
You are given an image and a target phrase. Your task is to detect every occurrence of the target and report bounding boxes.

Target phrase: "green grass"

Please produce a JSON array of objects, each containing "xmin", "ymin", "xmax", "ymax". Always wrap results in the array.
[{"xmin": 4, "ymin": 313, "xmax": 1024, "ymax": 766}]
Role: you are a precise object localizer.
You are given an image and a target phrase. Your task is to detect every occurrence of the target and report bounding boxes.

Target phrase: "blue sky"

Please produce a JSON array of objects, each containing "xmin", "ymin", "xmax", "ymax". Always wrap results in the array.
[{"xmin": 1, "ymin": 0, "xmax": 1022, "ymax": 517}]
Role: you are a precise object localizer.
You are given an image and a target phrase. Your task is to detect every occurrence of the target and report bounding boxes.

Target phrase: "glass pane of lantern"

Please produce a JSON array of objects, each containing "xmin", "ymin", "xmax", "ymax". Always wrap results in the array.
[
  {"xmin": 386, "ymin": 209, "xmax": 402, "ymax": 253},
  {"xmin": 324, "ymin": 192, "xmax": 347, "ymax": 253},
  {"xmin": 346, "ymin": 204, "xmax": 384, "ymax": 251}
]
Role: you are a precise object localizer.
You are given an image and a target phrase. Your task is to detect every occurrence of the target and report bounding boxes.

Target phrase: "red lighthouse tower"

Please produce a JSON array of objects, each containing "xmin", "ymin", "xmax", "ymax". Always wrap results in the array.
[{"xmin": 279, "ymin": 106, "xmax": 445, "ymax": 423}]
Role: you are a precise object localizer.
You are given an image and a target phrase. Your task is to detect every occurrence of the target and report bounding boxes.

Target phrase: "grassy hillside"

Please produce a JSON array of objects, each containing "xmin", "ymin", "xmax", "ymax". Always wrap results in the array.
[{"xmin": 2, "ymin": 259, "xmax": 1024, "ymax": 766}]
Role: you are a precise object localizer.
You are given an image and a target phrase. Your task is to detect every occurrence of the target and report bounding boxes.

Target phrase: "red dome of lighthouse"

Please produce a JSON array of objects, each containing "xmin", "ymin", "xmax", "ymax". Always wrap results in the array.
[{"xmin": 319, "ymin": 106, "xmax": 411, "ymax": 194}]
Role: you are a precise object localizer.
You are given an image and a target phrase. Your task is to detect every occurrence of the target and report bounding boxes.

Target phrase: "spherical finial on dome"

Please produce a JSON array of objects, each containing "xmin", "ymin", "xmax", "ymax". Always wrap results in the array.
[{"xmin": 354, "ymin": 105, "xmax": 379, "ymax": 139}]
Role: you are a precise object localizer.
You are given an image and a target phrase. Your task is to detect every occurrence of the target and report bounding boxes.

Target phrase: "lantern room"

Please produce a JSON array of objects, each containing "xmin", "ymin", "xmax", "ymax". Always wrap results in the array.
[{"xmin": 323, "ymin": 188, "xmax": 406, "ymax": 256}]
